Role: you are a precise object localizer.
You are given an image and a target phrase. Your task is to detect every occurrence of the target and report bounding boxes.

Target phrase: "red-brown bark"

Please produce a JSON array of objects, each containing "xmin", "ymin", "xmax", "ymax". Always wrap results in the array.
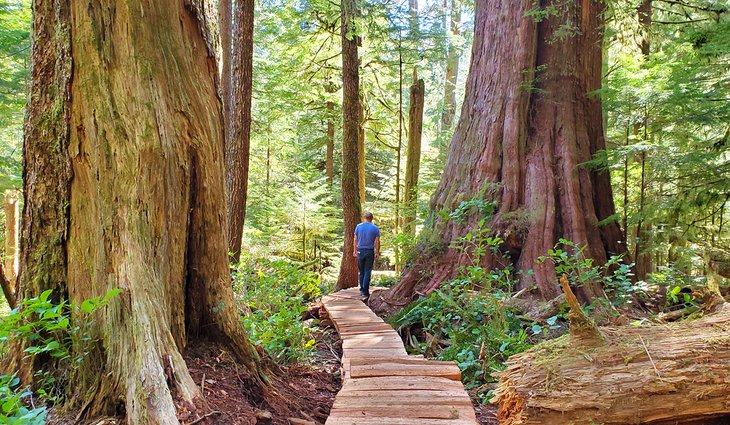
[
  {"xmin": 336, "ymin": 0, "xmax": 362, "ymax": 291},
  {"xmin": 404, "ymin": 74, "xmax": 425, "ymax": 235},
  {"xmin": 387, "ymin": 0, "xmax": 625, "ymax": 302}
]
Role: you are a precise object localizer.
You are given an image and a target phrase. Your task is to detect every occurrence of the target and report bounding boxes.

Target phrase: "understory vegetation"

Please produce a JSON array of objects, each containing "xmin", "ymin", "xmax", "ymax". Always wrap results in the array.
[{"xmin": 233, "ymin": 256, "xmax": 325, "ymax": 363}]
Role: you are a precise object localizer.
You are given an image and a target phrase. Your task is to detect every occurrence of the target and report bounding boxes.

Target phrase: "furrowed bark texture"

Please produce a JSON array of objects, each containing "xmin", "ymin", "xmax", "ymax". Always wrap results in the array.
[
  {"xmin": 404, "ymin": 76, "xmax": 424, "ymax": 235},
  {"xmin": 336, "ymin": 0, "xmax": 362, "ymax": 291},
  {"xmin": 388, "ymin": 0, "xmax": 624, "ymax": 301},
  {"xmin": 225, "ymin": 0, "xmax": 255, "ymax": 263},
  {"xmin": 493, "ymin": 304, "xmax": 730, "ymax": 424},
  {"xmin": 19, "ymin": 0, "xmax": 72, "ymax": 305},
  {"xmin": 22, "ymin": 1, "xmax": 262, "ymax": 422}
]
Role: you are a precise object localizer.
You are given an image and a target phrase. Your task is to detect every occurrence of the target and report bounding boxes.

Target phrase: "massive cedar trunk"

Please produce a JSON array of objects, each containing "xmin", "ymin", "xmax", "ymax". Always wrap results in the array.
[
  {"xmin": 225, "ymin": 0, "xmax": 255, "ymax": 263},
  {"xmin": 404, "ymin": 73, "xmax": 424, "ymax": 235},
  {"xmin": 335, "ymin": 0, "xmax": 361, "ymax": 291},
  {"xmin": 20, "ymin": 0, "xmax": 262, "ymax": 422},
  {"xmin": 386, "ymin": 0, "xmax": 625, "ymax": 302},
  {"xmin": 440, "ymin": 0, "xmax": 461, "ymax": 131}
]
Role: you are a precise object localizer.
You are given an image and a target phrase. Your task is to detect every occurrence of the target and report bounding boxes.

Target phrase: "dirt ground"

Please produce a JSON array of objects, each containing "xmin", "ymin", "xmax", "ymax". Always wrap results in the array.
[
  {"xmin": 182, "ymin": 326, "xmax": 342, "ymax": 425},
  {"xmin": 47, "ymin": 325, "xmax": 342, "ymax": 425}
]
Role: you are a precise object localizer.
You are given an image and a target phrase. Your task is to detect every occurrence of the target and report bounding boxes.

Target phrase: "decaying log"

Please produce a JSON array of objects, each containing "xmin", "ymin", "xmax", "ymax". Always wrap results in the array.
[{"xmin": 493, "ymin": 301, "xmax": 730, "ymax": 424}]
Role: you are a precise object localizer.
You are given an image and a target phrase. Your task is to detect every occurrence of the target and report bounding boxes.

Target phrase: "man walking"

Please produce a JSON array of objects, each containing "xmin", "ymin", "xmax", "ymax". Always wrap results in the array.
[{"xmin": 353, "ymin": 211, "xmax": 380, "ymax": 300}]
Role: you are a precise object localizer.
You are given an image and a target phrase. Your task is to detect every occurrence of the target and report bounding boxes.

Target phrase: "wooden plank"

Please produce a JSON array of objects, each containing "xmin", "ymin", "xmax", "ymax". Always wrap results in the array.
[
  {"xmin": 322, "ymin": 288, "xmax": 477, "ymax": 425},
  {"xmin": 349, "ymin": 360, "xmax": 462, "ymax": 381},
  {"xmin": 327, "ymin": 417, "xmax": 477, "ymax": 425},
  {"xmin": 340, "ymin": 348, "xmax": 408, "ymax": 358},
  {"xmin": 336, "ymin": 389, "xmax": 472, "ymax": 400},
  {"xmin": 327, "ymin": 405, "xmax": 474, "ymax": 420},
  {"xmin": 340, "ymin": 376, "xmax": 465, "ymax": 391}
]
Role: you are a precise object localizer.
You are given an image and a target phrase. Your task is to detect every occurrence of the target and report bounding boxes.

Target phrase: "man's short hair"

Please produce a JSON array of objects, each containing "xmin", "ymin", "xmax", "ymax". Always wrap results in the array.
[{"xmin": 364, "ymin": 211, "xmax": 374, "ymax": 220}]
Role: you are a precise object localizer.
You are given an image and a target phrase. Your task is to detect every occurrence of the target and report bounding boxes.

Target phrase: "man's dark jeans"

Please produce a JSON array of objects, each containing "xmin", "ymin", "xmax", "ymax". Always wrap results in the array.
[{"xmin": 357, "ymin": 248, "xmax": 375, "ymax": 297}]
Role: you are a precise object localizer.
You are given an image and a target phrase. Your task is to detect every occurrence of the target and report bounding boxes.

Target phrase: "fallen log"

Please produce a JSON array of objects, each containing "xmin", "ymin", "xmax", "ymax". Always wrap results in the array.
[{"xmin": 493, "ymin": 278, "xmax": 730, "ymax": 425}]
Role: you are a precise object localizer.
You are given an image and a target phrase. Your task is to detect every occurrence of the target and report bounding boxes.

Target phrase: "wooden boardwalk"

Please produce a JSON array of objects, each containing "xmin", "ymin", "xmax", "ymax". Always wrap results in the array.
[{"xmin": 321, "ymin": 288, "xmax": 478, "ymax": 425}]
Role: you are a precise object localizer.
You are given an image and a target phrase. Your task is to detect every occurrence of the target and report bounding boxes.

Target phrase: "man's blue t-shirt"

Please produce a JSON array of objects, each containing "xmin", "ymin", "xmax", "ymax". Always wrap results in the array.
[{"xmin": 354, "ymin": 222, "xmax": 380, "ymax": 250}]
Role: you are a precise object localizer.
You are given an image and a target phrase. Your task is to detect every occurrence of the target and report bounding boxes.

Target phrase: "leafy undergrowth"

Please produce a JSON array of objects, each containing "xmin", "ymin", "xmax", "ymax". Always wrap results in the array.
[
  {"xmin": 233, "ymin": 256, "xmax": 324, "ymax": 363},
  {"xmin": 0, "ymin": 289, "xmax": 119, "ymax": 424},
  {"xmin": 388, "ymin": 223, "xmax": 665, "ymax": 406}
]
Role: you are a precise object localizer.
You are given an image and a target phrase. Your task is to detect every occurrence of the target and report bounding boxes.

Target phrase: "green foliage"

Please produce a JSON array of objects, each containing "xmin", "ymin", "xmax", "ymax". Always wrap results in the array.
[
  {"xmin": 539, "ymin": 239, "xmax": 642, "ymax": 308},
  {"xmin": 0, "ymin": 0, "xmax": 29, "ymax": 192},
  {"xmin": 0, "ymin": 374, "xmax": 46, "ymax": 425},
  {"xmin": 0, "ymin": 289, "xmax": 119, "ymax": 418},
  {"xmin": 233, "ymin": 256, "xmax": 321, "ymax": 362},
  {"xmin": 390, "ymin": 224, "xmax": 531, "ymax": 403},
  {"xmin": 447, "ymin": 198, "xmax": 497, "ymax": 224},
  {"xmin": 602, "ymin": 1, "xmax": 730, "ymax": 272}
]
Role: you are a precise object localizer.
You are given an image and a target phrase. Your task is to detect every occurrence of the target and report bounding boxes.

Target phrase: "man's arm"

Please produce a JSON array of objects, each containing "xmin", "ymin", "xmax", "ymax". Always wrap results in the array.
[
  {"xmin": 353, "ymin": 234, "xmax": 358, "ymax": 258},
  {"xmin": 375, "ymin": 237, "xmax": 380, "ymax": 259}
]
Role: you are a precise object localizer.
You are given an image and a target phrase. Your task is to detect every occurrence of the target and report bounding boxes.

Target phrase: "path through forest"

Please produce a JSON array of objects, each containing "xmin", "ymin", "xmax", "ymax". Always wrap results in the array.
[{"xmin": 321, "ymin": 288, "xmax": 478, "ymax": 424}]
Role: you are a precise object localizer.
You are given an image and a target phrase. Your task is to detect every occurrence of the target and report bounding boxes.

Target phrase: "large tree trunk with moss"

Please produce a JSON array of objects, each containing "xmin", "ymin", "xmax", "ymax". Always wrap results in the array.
[
  {"xmin": 18, "ymin": 0, "xmax": 263, "ymax": 422},
  {"xmin": 335, "ymin": 0, "xmax": 362, "ymax": 291},
  {"xmin": 404, "ymin": 73, "xmax": 424, "ymax": 235},
  {"xmin": 493, "ymin": 303, "xmax": 730, "ymax": 424},
  {"xmin": 384, "ymin": 0, "xmax": 625, "ymax": 303},
  {"xmin": 225, "ymin": 0, "xmax": 255, "ymax": 263}
]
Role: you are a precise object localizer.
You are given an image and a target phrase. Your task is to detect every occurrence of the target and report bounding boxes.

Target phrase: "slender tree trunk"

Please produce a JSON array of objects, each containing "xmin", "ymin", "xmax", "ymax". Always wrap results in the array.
[
  {"xmin": 335, "ymin": 0, "xmax": 362, "ymax": 291},
  {"xmin": 326, "ymin": 101, "xmax": 335, "ymax": 186},
  {"xmin": 358, "ymin": 98, "xmax": 366, "ymax": 205},
  {"xmin": 404, "ymin": 71, "xmax": 425, "ymax": 235},
  {"xmin": 440, "ymin": 0, "xmax": 461, "ymax": 132},
  {"xmin": 219, "ymin": 0, "xmax": 232, "ymax": 147},
  {"xmin": 4, "ymin": 191, "xmax": 19, "ymax": 284},
  {"xmin": 394, "ymin": 41, "xmax": 404, "ymax": 273},
  {"xmin": 17, "ymin": 1, "xmax": 263, "ymax": 422},
  {"xmin": 2, "ymin": 191, "xmax": 19, "ymax": 308},
  {"xmin": 226, "ymin": 0, "xmax": 255, "ymax": 264},
  {"xmin": 634, "ymin": 0, "xmax": 653, "ymax": 280},
  {"xmin": 384, "ymin": 0, "xmax": 625, "ymax": 303}
]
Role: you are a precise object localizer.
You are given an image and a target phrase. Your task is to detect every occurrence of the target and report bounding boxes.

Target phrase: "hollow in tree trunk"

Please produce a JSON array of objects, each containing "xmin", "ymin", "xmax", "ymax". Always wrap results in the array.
[
  {"xmin": 225, "ymin": 0, "xmax": 255, "ymax": 263},
  {"xmin": 336, "ymin": 0, "xmax": 362, "ymax": 291},
  {"xmin": 385, "ymin": 0, "xmax": 625, "ymax": 303},
  {"xmin": 17, "ymin": 1, "xmax": 263, "ymax": 422}
]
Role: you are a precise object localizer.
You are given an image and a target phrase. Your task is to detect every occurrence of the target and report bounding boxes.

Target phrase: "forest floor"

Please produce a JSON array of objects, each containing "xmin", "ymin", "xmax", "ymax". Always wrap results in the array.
[{"xmin": 183, "ymin": 326, "xmax": 342, "ymax": 425}]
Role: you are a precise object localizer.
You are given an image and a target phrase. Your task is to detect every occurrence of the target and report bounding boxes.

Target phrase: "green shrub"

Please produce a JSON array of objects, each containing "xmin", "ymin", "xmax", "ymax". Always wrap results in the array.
[
  {"xmin": 389, "ymin": 221, "xmax": 532, "ymax": 403},
  {"xmin": 233, "ymin": 256, "xmax": 320, "ymax": 362},
  {"xmin": 0, "ymin": 289, "xmax": 119, "ymax": 422},
  {"xmin": 539, "ymin": 239, "xmax": 643, "ymax": 309},
  {"xmin": 0, "ymin": 374, "xmax": 46, "ymax": 424}
]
